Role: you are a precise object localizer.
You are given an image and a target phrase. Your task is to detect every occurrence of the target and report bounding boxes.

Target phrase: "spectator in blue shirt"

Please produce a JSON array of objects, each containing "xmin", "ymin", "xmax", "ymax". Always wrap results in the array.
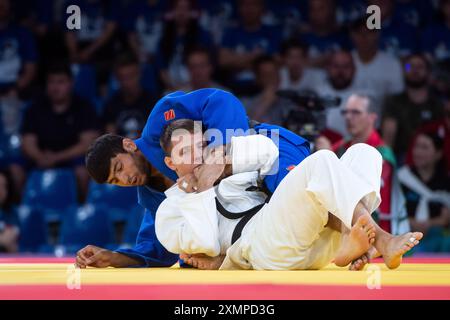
[
  {"xmin": 394, "ymin": 0, "xmax": 436, "ymax": 29},
  {"xmin": 264, "ymin": 0, "xmax": 306, "ymax": 39},
  {"xmin": 156, "ymin": 0, "xmax": 213, "ymax": 91},
  {"xmin": 300, "ymin": 0, "xmax": 350, "ymax": 68},
  {"xmin": 124, "ymin": 0, "xmax": 167, "ymax": 64},
  {"xmin": 219, "ymin": 0, "xmax": 281, "ymax": 95},
  {"xmin": 0, "ymin": 0, "xmax": 37, "ymax": 97},
  {"xmin": 421, "ymin": 0, "xmax": 450, "ymax": 62},
  {"xmin": 64, "ymin": 0, "xmax": 119, "ymax": 87},
  {"xmin": 368, "ymin": 0, "xmax": 418, "ymax": 57},
  {"xmin": 196, "ymin": 0, "xmax": 236, "ymax": 44},
  {"xmin": 335, "ymin": 0, "xmax": 366, "ymax": 25}
]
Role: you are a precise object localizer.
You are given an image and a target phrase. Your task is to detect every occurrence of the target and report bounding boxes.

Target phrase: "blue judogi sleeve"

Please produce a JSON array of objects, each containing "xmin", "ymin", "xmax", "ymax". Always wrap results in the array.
[
  {"xmin": 115, "ymin": 186, "xmax": 178, "ymax": 267},
  {"xmin": 253, "ymin": 123, "xmax": 310, "ymax": 193},
  {"xmin": 134, "ymin": 88, "xmax": 250, "ymax": 181}
]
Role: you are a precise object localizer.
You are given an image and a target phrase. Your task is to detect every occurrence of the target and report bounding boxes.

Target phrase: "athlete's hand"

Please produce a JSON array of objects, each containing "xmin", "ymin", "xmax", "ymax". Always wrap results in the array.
[
  {"xmin": 75, "ymin": 245, "xmax": 115, "ymax": 268},
  {"xmin": 177, "ymin": 173, "xmax": 199, "ymax": 193},
  {"xmin": 193, "ymin": 146, "xmax": 226, "ymax": 192},
  {"xmin": 194, "ymin": 164, "xmax": 225, "ymax": 192}
]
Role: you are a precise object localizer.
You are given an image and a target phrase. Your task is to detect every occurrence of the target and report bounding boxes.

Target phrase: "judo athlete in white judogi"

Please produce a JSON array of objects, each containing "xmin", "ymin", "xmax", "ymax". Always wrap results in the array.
[{"xmin": 155, "ymin": 120, "xmax": 423, "ymax": 270}]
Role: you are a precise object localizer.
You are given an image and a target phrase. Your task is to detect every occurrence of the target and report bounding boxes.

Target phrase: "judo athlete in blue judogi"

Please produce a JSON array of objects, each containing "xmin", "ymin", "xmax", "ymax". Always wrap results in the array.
[{"xmin": 76, "ymin": 88, "xmax": 310, "ymax": 269}]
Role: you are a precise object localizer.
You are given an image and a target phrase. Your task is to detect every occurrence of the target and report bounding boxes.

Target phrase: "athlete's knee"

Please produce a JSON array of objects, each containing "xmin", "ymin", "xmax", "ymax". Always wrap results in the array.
[
  {"xmin": 346, "ymin": 143, "xmax": 382, "ymax": 163},
  {"xmin": 312, "ymin": 149, "xmax": 338, "ymax": 163}
]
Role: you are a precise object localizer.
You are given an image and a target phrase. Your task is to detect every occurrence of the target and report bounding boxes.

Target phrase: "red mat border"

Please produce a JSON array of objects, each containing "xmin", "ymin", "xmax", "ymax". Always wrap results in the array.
[{"xmin": 0, "ymin": 284, "xmax": 449, "ymax": 300}]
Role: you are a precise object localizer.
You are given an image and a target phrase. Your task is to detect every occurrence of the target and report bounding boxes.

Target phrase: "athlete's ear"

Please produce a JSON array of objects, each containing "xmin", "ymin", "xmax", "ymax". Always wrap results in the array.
[
  {"xmin": 164, "ymin": 156, "xmax": 177, "ymax": 171},
  {"xmin": 122, "ymin": 138, "xmax": 138, "ymax": 153}
]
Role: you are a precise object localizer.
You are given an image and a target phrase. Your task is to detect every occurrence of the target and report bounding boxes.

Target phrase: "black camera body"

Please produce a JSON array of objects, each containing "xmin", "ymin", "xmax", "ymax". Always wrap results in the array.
[{"xmin": 277, "ymin": 90, "xmax": 341, "ymax": 140}]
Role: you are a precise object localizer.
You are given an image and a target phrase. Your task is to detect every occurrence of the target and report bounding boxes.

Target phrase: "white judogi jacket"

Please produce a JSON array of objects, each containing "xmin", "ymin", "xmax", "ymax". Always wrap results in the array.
[{"xmin": 155, "ymin": 135, "xmax": 279, "ymax": 257}]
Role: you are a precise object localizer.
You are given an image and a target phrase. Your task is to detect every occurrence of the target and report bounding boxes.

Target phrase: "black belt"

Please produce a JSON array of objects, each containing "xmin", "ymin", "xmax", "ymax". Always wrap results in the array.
[{"xmin": 215, "ymin": 198, "xmax": 265, "ymax": 245}]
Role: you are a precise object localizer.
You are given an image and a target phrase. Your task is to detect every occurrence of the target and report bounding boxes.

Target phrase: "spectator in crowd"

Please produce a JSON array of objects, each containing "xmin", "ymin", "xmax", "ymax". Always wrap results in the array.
[
  {"xmin": 244, "ymin": 55, "xmax": 294, "ymax": 126},
  {"xmin": 0, "ymin": 170, "xmax": 18, "ymax": 253},
  {"xmin": 263, "ymin": 0, "xmax": 305, "ymax": 39},
  {"xmin": 0, "ymin": 0, "xmax": 37, "ymax": 98},
  {"xmin": 64, "ymin": 0, "xmax": 118, "ymax": 87},
  {"xmin": 103, "ymin": 54, "xmax": 157, "ymax": 140},
  {"xmin": 394, "ymin": 0, "xmax": 435, "ymax": 29},
  {"xmin": 331, "ymin": 93, "xmax": 409, "ymax": 234},
  {"xmin": 421, "ymin": 0, "xmax": 450, "ymax": 62},
  {"xmin": 308, "ymin": 50, "xmax": 363, "ymax": 139},
  {"xmin": 405, "ymin": 99, "xmax": 450, "ymax": 175},
  {"xmin": 300, "ymin": 0, "xmax": 350, "ymax": 67},
  {"xmin": 382, "ymin": 54, "xmax": 444, "ymax": 160},
  {"xmin": 219, "ymin": 0, "xmax": 281, "ymax": 95},
  {"xmin": 157, "ymin": 0, "xmax": 213, "ymax": 91},
  {"xmin": 350, "ymin": 18, "xmax": 404, "ymax": 105},
  {"xmin": 197, "ymin": 0, "xmax": 235, "ymax": 44},
  {"xmin": 398, "ymin": 131, "xmax": 450, "ymax": 252},
  {"xmin": 178, "ymin": 47, "xmax": 227, "ymax": 92},
  {"xmin": 125, "ymin": 0, "xmax": 167, "ymax": 64},
  {"xmin": 278, "ymin": 39, "xmax": 324, "ymax": 92},
  {"xmin": 368, "ymin": 0, "xmax": 418, "ymax": 57},
  {"xmin": 20, "ymin": 62, "xmax": 100, "ymax": 201},
  {"xmin": 335, "ymin": 0, "xmax": 367, "ymax": 25}
]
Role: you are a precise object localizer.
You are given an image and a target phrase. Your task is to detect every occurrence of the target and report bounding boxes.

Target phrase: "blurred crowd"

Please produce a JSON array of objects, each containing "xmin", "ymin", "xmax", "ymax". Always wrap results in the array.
[{"xmin": 0, "ymin": 0, "xmax": 449, "ymax": 254}]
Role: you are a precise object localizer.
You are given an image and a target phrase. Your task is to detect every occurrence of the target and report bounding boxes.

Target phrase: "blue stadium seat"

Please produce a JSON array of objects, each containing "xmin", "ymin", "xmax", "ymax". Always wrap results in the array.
[
  {"xmin": 16, "ymin": 205, "xmax": 48, "ymax": 252},
  {"xmin": 58, "ymin": 204, "xmax": 114, "ymax": 254},
  {"xmin": 86, "ymin": 181, "xmax": 138, "ymax": 222},
  {"xmin": 72, "ymin": 63, "xmax": 98, "ymax": 106},
  {"xmin": 22, "ymin": 169, "xmax": 78, "ymax": 222}
]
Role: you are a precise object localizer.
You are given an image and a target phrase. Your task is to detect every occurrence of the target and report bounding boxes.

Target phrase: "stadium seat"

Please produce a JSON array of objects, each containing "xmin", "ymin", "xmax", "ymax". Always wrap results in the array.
[
  {"xmin": 16, "ymin": 205, "xmax": 48, "ymax": 252},
  {"xmin": 22, "ymin": 169, "xmax": 78, "ymax": 222},
  {"xmin": 58, "ymin": 204, "xmax": 114, "ymax": 254},
  {"xmin": 72, "ymin": 63, "xmax": 98, "ymax": 107},
  {"xmin": 86, "ymin": 181, "xmax": 138, "ymax": 222}
]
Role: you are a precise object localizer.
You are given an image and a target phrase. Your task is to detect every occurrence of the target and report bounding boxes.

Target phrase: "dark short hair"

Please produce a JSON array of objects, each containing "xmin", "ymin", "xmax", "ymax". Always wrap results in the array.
[
  {"xmin": 417, "ymin": 131, "xmax": 445, "ymax": 151},
  {"xmin": 114, "ymin": 52, "xmax": 139, "ymax": 70},
  {"xmin": 403, "ymin": 53, "xmax": 432, "ymax": 71},
  {"xmin": 253, "ymin": 54, "xmax": 277, "ymax": 75},
  {"xmin": 184, "ymin": 46, "xmax": 213, "ymax": 65},
  {"xmin": 85, "ymin": 134, "xmax": 126, "ymax": 184},
  {"xmin": 160, "ymin": 119, "xmax": 198, "ymax": 156},
  {"xmin": 280, "ymin": 38, "xmax": 308, "ymax": 56},
  {"xmin": 349, "ymin": 17, "xmax": 376, "ymax": 33},
  {"xmin": 47, "ymin": 61, "xmax": 73, "ymax": 79}
]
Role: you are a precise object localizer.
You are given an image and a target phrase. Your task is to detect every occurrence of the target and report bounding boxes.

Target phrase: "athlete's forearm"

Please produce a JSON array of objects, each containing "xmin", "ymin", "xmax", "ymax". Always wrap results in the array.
[{"xmin": 110, "ymin": 252, "xmax": 142, "ymax": 268}]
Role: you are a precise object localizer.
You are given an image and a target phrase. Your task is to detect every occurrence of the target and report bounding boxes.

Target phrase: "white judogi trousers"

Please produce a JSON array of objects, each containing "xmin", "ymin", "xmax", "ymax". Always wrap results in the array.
[{"xmin": 221, "ymin": 143, "xmax": 383, "ymax": 270}]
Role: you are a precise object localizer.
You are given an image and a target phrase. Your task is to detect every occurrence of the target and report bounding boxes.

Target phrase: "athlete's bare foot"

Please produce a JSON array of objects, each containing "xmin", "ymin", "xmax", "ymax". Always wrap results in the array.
[
  {"xmin": 349, "ymin": 246, "xmax": 380, "ymax": 271},
  {"xmin": 381, "ymin": 232, "xmax": 423, "ymax": 269},
  {"xmin": 180, "ymin": 253, "xmax": 225, "ymax": 270},
  {"xmin": 349, "ymin": 254, "xmax": 369, "ymax": 271},
  {"xmin": 334, "ymin": 214, "xmax": 376, "ymax": 267}
]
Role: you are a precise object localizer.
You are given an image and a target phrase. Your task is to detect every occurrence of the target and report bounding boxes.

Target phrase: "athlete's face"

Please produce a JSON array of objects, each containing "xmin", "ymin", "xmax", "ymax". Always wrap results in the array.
[
  {"xmin": 106, "ymin": 139, "xmax": 151, "ymax": 187},
  {"xmin": 164, "ymin": 131, "xmax": 205, "ymax": 178}
]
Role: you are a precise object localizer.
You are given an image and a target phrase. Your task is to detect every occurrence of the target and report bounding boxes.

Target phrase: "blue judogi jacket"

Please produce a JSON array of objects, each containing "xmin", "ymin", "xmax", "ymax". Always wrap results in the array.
[{"xmin": 116, "ymin": 89, "xmax": 310, "ymax": 267}]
